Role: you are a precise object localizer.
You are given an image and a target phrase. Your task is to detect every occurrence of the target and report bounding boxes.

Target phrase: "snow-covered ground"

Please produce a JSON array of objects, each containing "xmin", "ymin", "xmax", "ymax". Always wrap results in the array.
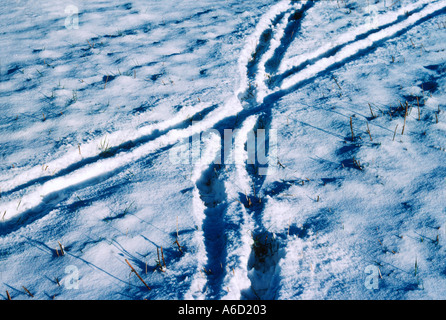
[{"xmin": 0, "ymin": 0, "xmax": 445, "ymax": 300}]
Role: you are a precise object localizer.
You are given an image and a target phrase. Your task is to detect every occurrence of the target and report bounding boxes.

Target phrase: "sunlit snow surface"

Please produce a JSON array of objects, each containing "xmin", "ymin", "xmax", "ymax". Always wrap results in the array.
[{"xmin": 0, "ymin": 0, "xmax": 445, "ymax": 300}]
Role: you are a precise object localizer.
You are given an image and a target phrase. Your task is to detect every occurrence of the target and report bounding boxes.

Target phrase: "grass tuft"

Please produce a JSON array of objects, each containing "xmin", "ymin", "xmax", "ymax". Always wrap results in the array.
[{"xmin": 98, "ymin": 136, "xmax": 111, "ymax": 156}]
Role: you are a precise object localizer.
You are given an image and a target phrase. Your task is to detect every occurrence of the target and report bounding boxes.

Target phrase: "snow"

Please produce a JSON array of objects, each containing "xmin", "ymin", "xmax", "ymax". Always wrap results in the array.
[{"xmin": 1, "ymin": 0, "xmax": 445, "ymax": 300}]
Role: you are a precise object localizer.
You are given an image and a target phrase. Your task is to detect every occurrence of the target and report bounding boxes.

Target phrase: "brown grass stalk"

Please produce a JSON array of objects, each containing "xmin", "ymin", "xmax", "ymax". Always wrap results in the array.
[
  {"xmin": 174, "ymin": 238, "xmax": 183, "ymax": 253},
  {"xmin": 58, "ymin": 242, "xmax": 65, "ymax": 256},
  {"xmin": 125, "ymin": 259, "xmax": 151, "ymax": 291},
  {"xmin": 160, "ymin": 246, "xmax": 167, "ymax": 270},
  {"xmin": 156, "ymin": 247, "xmax": 166, "ymax": 272},
  {"xmin": 22, "ymin": 286, "xmax": 33, "ymax": 298},
  {"xmin": 104, "ymin": 75, "xmax": 109, "ymax": 89},
  {"xmin": 352, "ymin": 157, "xmax": 363, "ymax": 170},
  {"xmin": 333, "ymin": 76, "xmax": 342, "ymax": 91},
  {"xmin": 366, "ymin": 122, "xmax": 373, "ymax": 141},
  {"xmin": 368, "ymin": 103, "xmax": 376, "ymax": 118},
  {"xmin": 350, "ymin": 117, "xmax": 355, "ymax": 141},
  {"xmin": 417, "ymin": 96, "xmax": 421, "ymax": 120},
  {"xmin": 401, "ymin": 102, "xmax": 408, "ymax": 135},
  {"xmin": 392, "ymin": 124, "xmax": 399, "ymax": 141}
]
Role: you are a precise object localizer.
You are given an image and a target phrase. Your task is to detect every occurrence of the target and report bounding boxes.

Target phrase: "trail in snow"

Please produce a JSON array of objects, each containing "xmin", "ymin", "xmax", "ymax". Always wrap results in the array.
[
  {"xmin": 279, "ymin": 0, "xmax": 446, "ymax": 90},
  {"xmin": 188, "ymin": 0, "xmax": 446, "ymax": 300},
  {"xmin": 2, "ymin": 0, "xmax": 443, "ymax": 225}
]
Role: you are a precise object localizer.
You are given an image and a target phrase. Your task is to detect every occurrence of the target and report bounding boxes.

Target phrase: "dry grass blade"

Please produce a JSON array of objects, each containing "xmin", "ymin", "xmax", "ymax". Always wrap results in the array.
[
  {"xmin": 174, "ymin": 238, "xmax": 183, "ymax": 253},
  {"xmin": 417, "ymin": 96, "xmax": 421, "ymax": 120},
  {"xmin": 366, "ymin": 122, "xmax": 373, "ymax": 141},
  {"xmin": 104, "ymin": 75, "xmax": 109, "ymax": 89},
  {"xmin": 161, "ymin": 246, "xmax": 167, "ymax": 270},
  {"xmin": 368, "ymin": 103, "xmax": 376, "ymax": 118},
  {"xmin": 352, "ymin": 157, "xmax": 363, "ymax": 170},
  {"xmin": 332, "ymin": 75, "xmax": 342, "ymax": 91},
  {"xmin": 401, "ymin": 101, "xmax": 408, "ymax": 135},
  {"xmin": 350, "ymin": 117, "xmax": 355, "ymax": 141},
  {"xmin": 22, "ymin": 286, "xmax": 33, "ymax": 298},
  {"xmin": 393, "ymin": 124, "xmax": 399, "ymax": 141},
  {"xmin": 125, "ymin": 259, "xmax": 151, "ymax": 291},
  {"xmin": 58, "ymin": 241, "xmax": 65, "ymax": 256}
]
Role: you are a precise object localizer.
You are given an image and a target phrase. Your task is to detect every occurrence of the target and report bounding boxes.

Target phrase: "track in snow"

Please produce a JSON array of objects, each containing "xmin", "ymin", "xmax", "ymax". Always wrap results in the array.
[{"xmin": 189, "ymin": 0, "xmax": 446, "ymax": 300}]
